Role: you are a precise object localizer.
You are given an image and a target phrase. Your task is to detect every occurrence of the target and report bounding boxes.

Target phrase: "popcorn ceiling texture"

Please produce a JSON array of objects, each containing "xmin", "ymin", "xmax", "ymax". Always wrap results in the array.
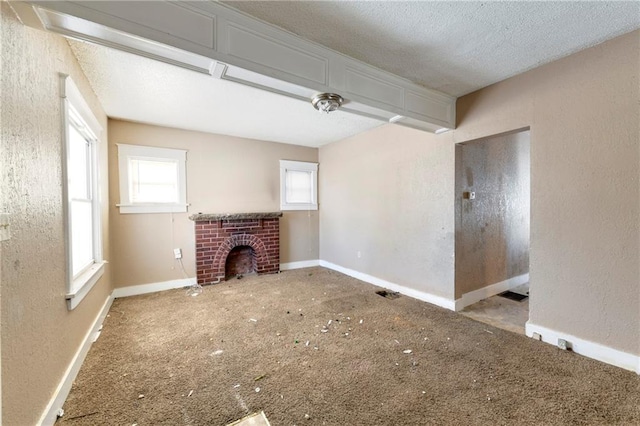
[
  {"xmin": 1, "ymin": 4, "xmax": 112, "ymax": 424},
  {"xmin": 226, "ymin": 1, "xmax": 640, "ymax": 96},
  {"xmin": 66, "ymin": 2, "xmax": 639, "ymax": 148}
]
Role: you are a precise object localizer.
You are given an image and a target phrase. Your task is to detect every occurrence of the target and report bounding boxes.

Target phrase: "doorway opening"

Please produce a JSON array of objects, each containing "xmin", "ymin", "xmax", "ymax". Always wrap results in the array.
[{"xmin": 454, "ymin": 129, "xmax": 530, "ymax": 334}]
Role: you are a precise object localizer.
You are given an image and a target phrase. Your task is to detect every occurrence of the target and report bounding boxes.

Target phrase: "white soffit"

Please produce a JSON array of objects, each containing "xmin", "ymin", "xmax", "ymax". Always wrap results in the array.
[
  {"xmin": 13, "ymin": 0, "xmax": 455, "ymax": 133},
  {"xmin": 68, "ymin": 40, "xmax": 383, "ymax": 148},
  {"xmin": 225, "ymin": 1, "xmax": 640, "ymax": 97}
]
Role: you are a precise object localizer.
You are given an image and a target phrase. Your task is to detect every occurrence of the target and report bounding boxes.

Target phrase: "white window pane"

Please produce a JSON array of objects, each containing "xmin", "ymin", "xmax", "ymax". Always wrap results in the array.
[
  {"xmin": 68, "ymin": 125, "xmax": 90, "ymax": 200},
  {"xmin": 286, "ymin": 170, "xmax": 312, "ymax": 203},
  {"xmin": 71, "ymin": 200, "xmax": 94, "ymax": 276},
  {"xmin": 129, "ymin": 159, "xmax": 178, "ymax": 203},
  {"xmin": 134, "ymin": 183, "xmax": 178, "ymax": 203}
]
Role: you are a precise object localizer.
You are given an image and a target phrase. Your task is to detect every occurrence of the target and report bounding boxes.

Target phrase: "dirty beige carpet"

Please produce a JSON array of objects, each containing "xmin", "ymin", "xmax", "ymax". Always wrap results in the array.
[{"xmin": 59, "ymin": 267, "xmax": 640, "ymax": 425}]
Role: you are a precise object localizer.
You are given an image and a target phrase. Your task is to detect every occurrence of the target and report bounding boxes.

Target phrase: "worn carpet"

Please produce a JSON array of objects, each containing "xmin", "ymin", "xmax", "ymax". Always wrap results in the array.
[{"xmin": 59, "ymin": 267, "xmax": 640, "ymax": 425}]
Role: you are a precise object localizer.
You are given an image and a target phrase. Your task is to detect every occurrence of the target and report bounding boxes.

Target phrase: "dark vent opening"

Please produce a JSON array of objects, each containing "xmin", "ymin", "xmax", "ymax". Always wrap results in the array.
[
  {"xmin": 498, "ymin": 291, "xmax": 528, "ymax": 302},
  {"xmin": 376, "ymin": 290, "xmax": 400, "ymax": 299}
]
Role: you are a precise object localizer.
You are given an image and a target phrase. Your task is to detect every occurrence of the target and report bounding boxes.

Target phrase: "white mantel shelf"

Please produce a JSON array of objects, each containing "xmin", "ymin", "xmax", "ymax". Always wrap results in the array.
[{"xmin": 189, "ymin": 212, "xmax": 283, "ymax": 221}]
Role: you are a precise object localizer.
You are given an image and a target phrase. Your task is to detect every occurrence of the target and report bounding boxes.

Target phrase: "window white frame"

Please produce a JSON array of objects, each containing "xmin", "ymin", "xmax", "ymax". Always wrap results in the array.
[
  {"xmin": 116, "ymin": 144, "xmax": 188, "ymax": 214},
  {"xmin": 280, "ymin": 160, "xmax": 318, "ymax": 210},
  {"xmin": 61, "ymin": 74, "xmax": 105, "ymax": 310}
]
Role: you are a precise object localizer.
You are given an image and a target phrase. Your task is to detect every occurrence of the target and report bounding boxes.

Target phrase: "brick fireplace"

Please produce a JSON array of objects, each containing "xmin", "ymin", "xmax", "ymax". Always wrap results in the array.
[{"xmin": 190, "ymin": 212, "xmax": 282, "ymax": 285}]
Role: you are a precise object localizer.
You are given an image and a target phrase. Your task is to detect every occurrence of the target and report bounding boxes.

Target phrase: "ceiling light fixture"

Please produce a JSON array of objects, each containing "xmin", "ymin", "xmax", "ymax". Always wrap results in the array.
[{"xmin": 311, "ymin": 93, "xmax": 344, "ymax": 114}]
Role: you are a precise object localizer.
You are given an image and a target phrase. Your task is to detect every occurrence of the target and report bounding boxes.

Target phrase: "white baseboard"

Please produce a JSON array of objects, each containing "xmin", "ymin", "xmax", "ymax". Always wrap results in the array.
[
  {"xmin": 280, "ymin": 259, "xmax": 320, "ymax": 270},
  {"xmin": 454, "ymin": 273, "xmax": 529, "ymax": 311},
  {"xmin": 526, "ymin": 322, "xmax": 640, "ymax": 374},
  {"xmin": 38, "ymin": 295, "xmax": 114, "ymax": 425},
  {"xmin": 112, "ymin": 277, "xmax": 196, "ymax": 298},
  {"xmin": 319, "ymin": 260, "xmax": 456, "ymax": 311}
]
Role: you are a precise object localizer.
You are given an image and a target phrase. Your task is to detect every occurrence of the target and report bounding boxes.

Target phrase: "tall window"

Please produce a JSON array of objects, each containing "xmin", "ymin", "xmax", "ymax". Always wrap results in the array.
[
  {"xmin": 280, "ymin": 160, "xmax": 318, "ymax": 210},
  {"xmin": 62, "ymin": 74, "xmax": 104, "ymax": 310},
  {"xmin": 117, "ymin": 144, "xmax": 187, "ymax": 214},
  {"xmin": 68, "ymin": 120, "xmax": 95, "ymax": 276}
]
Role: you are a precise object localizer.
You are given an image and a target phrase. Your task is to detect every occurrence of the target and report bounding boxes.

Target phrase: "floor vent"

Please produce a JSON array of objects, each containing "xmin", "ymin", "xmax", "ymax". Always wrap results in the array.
[
  {"xmin": 498, "ymin": 291, "xmax": 528, "ymax": 302},
  {"xmin": 376, "ymin": 290, "xmax": 400, "ymax": 299}
]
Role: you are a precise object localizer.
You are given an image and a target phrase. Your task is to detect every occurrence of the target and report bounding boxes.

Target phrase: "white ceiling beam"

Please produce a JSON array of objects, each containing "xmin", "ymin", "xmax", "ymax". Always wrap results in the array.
[{"xmin": 12, "ymin": 0, "xmax": 456, "ymax": 132}]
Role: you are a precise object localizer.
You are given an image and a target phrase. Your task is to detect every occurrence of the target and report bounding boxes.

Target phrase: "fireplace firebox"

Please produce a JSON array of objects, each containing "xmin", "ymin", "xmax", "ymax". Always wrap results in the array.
[{"xmin": 189, "ymin": 212, "xmax": 282, "ymax": 285}]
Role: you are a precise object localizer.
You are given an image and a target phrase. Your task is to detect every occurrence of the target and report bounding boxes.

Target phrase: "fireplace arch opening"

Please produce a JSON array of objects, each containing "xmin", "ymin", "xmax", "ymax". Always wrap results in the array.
[
  {"xmin": 225, "ymin": 245, "xmax": 257, "ymax": 280},
  {"xmin": 191, "ymin": 213, "xmax": 282, "ymax": 284}
]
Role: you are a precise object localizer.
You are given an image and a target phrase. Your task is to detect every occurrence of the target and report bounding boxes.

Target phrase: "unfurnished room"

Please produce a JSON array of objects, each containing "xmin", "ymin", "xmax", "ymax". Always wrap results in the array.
[{"xmin": 1, "ymin": 1, "xmax": 639, "ymax": 425}]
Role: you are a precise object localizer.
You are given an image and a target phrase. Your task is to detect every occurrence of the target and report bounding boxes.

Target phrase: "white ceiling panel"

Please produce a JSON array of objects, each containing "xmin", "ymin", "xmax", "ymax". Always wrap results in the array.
[{"xmin": 68, "ymin": 40, "xmax": 383, "ymax": 148}]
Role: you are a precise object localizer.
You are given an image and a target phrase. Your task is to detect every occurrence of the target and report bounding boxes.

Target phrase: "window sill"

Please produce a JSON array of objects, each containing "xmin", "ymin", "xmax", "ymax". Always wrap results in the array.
[
  {"xmin": 280, "ymin": 203, "xmax": 318, "ymax": 211},
  {"xmin": 66, "ymin": 261, "xmax": 106, "ymax": 310},
  {"xmin": 117, "ymin": 203, "xmax": 189, "ymax": 214}
]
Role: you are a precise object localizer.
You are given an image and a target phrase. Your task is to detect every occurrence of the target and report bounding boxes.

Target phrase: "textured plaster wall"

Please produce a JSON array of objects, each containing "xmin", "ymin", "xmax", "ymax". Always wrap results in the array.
[
  {"xmin": 455, "ymin": 31, "xmax": 639, "ymax": 355},
  {"xmin": 455, "ymin": 131, "xmax": 530, "ymax": 298},
  {"xmin": 320, "ymin": 30, "xmax": 638, "ymax": 357},
  {"xmin": 319, "ymin": 124, "xmax": 455, "ymax": 299},
  {"xmin": 0, "ymin": 5, "xmax": 4, "ymax": 422},
  {"xmin": 108, "ymin": 120, "xmax": 319, "ymax": 288},
  {"xmin": 0, "ymin": 4, "xmax": 112, "ymax": 424}
]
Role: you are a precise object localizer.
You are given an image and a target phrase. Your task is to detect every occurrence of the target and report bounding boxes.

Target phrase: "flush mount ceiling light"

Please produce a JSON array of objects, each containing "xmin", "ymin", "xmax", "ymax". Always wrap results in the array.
[{"xmin": 311, "ymin": 93, "xmax": 344, "ymax": 113}]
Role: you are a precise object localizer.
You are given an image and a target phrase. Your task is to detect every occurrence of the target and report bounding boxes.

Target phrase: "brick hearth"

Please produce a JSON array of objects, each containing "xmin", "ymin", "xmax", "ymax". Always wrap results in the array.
[{"xmin": 190, "ymin": 212, "xmax": 282, "ymax": 285}]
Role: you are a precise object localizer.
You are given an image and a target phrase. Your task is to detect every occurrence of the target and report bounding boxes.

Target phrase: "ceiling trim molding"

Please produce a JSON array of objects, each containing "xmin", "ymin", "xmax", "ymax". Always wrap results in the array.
[{"xmin": 13, "ymin": 0, "xmax": 455, "ymax": 132}]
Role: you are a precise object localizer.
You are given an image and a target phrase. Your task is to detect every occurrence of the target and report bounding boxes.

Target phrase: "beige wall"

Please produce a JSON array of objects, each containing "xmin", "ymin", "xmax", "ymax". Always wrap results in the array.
[
  {"xmin": 1, "ymin": 4, "xmax": 112, "ymax": 424},
  {"xmin": 319, "ymin": 125, "xmax": 456, "ymax": 299},
  {"xmin": 319, "ymin": 30, "xmax": 639, "ymax": 356},
  {"xmin": 455, "ymin": 31, "xmax": 639, "ymax": 355},
  {"xmin": 455, "ymin": 130, "xmax": 530, "ymax": 298},
  {"xmin": 108, "ymin": 120, "xmax": 319, "ymax": 287}
]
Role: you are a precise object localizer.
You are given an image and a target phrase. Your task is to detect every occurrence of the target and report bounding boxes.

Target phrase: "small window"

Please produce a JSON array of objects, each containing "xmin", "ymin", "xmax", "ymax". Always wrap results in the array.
[
  {"xmin": 117, "ymin": 144, "xmax": 188, "ymax": 214},
  {"xmin": 62, "ymin": 74, "xmax": 105, "ymax": 310},
  {"xmin": 280, "ymin": 160, "xmax": 318, "ymax": 210}
]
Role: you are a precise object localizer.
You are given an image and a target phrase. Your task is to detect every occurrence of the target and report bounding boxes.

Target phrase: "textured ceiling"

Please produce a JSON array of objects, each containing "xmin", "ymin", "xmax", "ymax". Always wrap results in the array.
[
  {"xmin": 224, "ymin": 1, "xmax": 640, "ymax": 96},
  {"xmin": 69, "ymin": 1, "xmax": 640, "ymax": 147},
  {"xmin": 68, "ymin": 41, "xmax": 383, "ymax": 148}
]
